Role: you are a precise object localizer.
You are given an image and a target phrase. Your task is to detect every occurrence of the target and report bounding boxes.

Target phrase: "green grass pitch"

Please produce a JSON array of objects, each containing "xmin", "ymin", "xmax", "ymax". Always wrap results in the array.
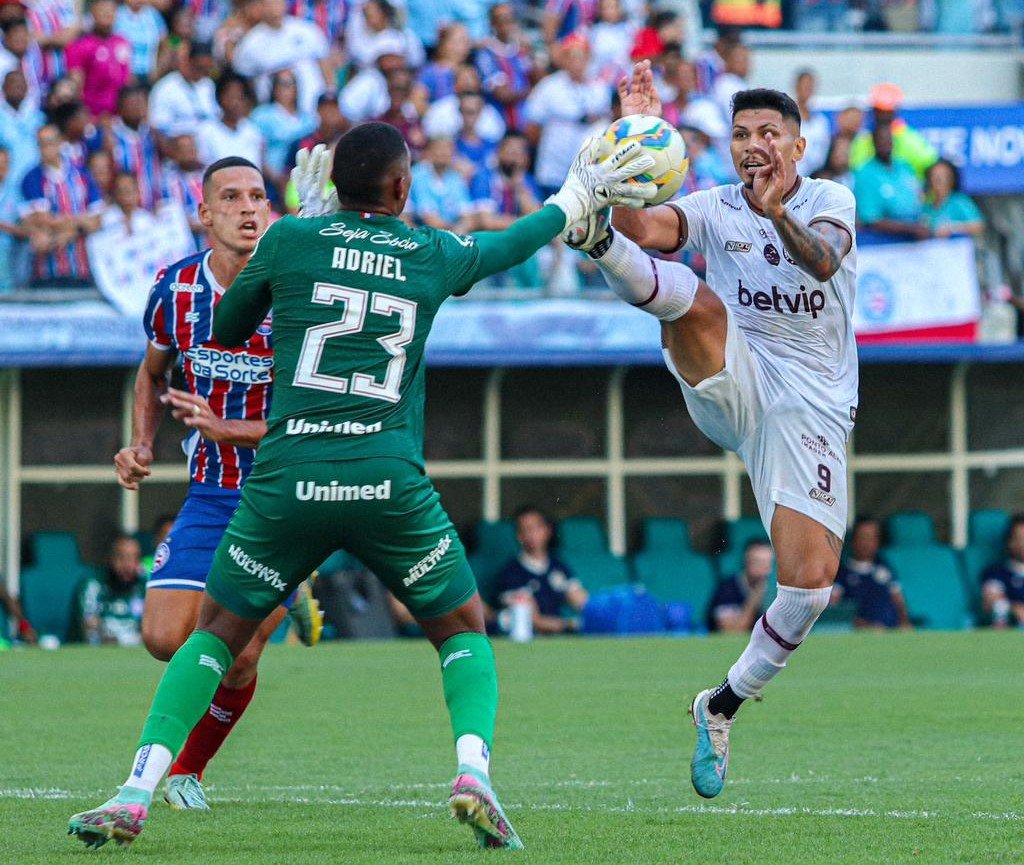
[{"xmin": 1, "ymin": 631, "xmax": 1021, "ymax": 864}]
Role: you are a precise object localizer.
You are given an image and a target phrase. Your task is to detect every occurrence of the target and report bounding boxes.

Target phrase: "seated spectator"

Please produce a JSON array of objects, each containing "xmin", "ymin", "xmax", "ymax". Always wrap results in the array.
[
  {"xmin": 0, "ymin": 143, "xmax": 29, "ymax": 292},
  {"xmin": 590, "ymin": 0, "xmax": 635, "ymax": 86},
  {"xmin": 107, "ymin": 84, "xmax": 162, "ymax": 210},
  {"xmin": 65, "ymin": 0, "xmax": 131, "ymax": 118},
  {"xmin": 418, "ymin": 22, "xmax": 470, "ymax": 103},
  {"xmin": 853, "ymin": 122, "xmax": 928, "ymax": 240},
  {"xmin": 340, "ymin": 38, "xmax": 407, "ymax": 123},
  {"xmin": 345, "ymin": 0, "xmax": 424, "ymax": 71},
  {"xmin": 374, "ymin": 67, "xmax": 427, "ymax": 157},
  {"xmin": 475, "ymin": 2, "xmax": 533, "ymax": 132},
  {"xmin": 148, "ymin": 40, "xmax": 219, "ymax": 144},
  {"xmin": 0, "ymin": 69, "xmax": 45, "ymax": 184},
  {"xmin": 524, "ymin": 33, "xmax": 610, "ymax": 197},
  {"xmin": 285, "ymin": 92, "xmax": 349, "ymax": 173},
  {"xmin": 20, "ymin": 123, "xmax": 103, "ymax": 287},
  {"xmin": 251, "ymin": 69, "xmax": 316, "ymax": 194},
  {"xmin": 114, "ymin": 0, "xmax": 166, "ymax": 85},
  {"xmin": 812, "ymin": 133, "xmax": 854, "ymax": 189},
  {"xmin": 52, "ymin": 99, "xmax": 101, "ymax": 170},
  {"xmin": 102, "ymin": 170, "xmax": 159, "ymax": 238},
  {"xmin": 832, "ymin": 517, "xmax": 911, "ymax": 630},
  {"xmin": 495, "ymin": 506, "xmax": 589, "ymax": 635},
  {"xmin": 423, "ymin": 63, "xmax": 506, "ymax": 146},
  {"xmin": 0, "ymin": 582, "xmax": 37, "ymax": 645},
  {"xmin": 468, "ymin": 131, "xmax": 542, "ymax": 285},
  {"xmin": 86, "ymin": 147, "xmax": 114, "ymax": 205},
  {"xmin": 708, "ymin": 540, "xmax": 772, "ymax": 633},
  {"xmin": 160, "ymin": 132, "xmax": 205, "ymax": 243},
  {"xmin": 233, "ymin": 0, "xmax": 330, "ymax": 116},
  {"xmin": 922, "ymin": 159, "xmax": 984, "ymax": 239},
  {"xmin": 197, "ymin": 72, "xmax": 264, "ymax": 168},
  {"xmin": 408, "ymin": 135, "xmax": 472, "ymax": 231},
  {"xmin": 981, "ymin": 514, "xmax": 1024, "ymax": 629},
  {"xmin": 454, "ymin": 91, "xmax": 496, "ymax": 181},
  {"xmin": 77, "ymin": 533, "xmax": 146, "ymax": 646},
  {"xmin": 849, "ymin": 83, "xmax": 937, "ymax": 180},
  {"xmin": 794, "ymin": 68, "xmax": 830, "ymax": 176},
  {"xmin": 0, "ymin": 17, "xmax": 45, "ymax": 107}
]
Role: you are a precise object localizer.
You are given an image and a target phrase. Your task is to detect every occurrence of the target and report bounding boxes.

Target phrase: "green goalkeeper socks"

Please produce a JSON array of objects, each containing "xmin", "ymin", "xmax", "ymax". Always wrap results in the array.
[
  {"xmin": 439, "ymin": 632, "xmax": 498, "ymax": 749},
  {"xmin": 137, "ymin": 630, "xmax": 234, "ymax": 754}
]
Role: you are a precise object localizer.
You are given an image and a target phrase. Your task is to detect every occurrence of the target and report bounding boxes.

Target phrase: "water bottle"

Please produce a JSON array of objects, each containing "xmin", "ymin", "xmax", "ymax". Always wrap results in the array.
[{"xmin": 509, "ymin": 592, "xmax": 534, "ymax": 643}]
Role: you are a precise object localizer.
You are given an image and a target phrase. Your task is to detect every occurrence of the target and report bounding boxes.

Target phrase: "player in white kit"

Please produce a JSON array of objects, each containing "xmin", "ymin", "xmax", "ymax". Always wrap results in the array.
[{"xmin": 568, "ymin": 68, "xmax": 858, "ymax": 798}]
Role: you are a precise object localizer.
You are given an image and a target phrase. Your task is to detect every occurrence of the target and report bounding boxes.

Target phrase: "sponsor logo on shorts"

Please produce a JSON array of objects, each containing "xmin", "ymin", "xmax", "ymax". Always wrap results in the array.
[
  {"xmin": 441, "ymin": 648, "xmax": 472, "ymax": 668},
  {"xmin": 801, "ymin": 433, "xmax": 839, "ymax": 461},
  {"xmin": 809, "ymin": 487, "xmax": 836, "ymax": 507},
  {"xmin": 183, "ymin": 346, "xmax": 273, "ymax": 384},
  {"xmin": 198, "ymin": 653, "xmax": 226, "ymax": 675},
  {"xmin": 737, "ymin": 279, "xmax": 826, "ymax": 319},
  {"xmin": 404, "ymin": 533, "xmax": 452, "ymax": 587},
  {"xmin": 724, "ymin": 240, "xmax": 752, "ymax": 253},
  {"xmin": 294, "ymin": 479, "xmax": 392, "ymax": 502},
  {"xmin": 152, "ymin": 540, "xmax": 170, "ymax": 573},
  {"xmin": 227, "ymin": 544, "xmax": 287, "ymax": 592},
  {"xmin": 763, "ymin": 243, "xmax": 781, "ymax": 266},
  {"xmin": 285, "ymin": 418, "xmax": 383, "ymax": 436},
  {"xmin": 170, "ymin": 281, "xmax": 204, "ymax": 293}
]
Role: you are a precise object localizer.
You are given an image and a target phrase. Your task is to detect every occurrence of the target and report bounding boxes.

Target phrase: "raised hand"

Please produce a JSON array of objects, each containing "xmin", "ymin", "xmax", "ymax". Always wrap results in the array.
[
  {"xmin": 291, "ymin": 144, "xmax": 340, "ymax": 218},
  {"xmin": 617, "ymin": 60, "xmax": 662, "ymax": 118},
  {"xmin": 752, "ymin": 132, "xmax": 788, "ymax": 218}
]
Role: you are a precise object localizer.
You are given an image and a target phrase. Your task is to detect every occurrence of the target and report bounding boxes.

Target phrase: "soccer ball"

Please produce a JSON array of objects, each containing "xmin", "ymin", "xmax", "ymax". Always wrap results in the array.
[{"xmin": 596, "ymin": 114, "xmax": 689, "ymax": 207}]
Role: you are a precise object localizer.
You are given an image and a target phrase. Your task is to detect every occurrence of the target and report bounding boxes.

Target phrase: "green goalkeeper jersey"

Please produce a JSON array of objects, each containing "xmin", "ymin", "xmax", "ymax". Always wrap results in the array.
[{"xmin": 214, "ymin": 206, "xmax": 564, "ymax": 471}]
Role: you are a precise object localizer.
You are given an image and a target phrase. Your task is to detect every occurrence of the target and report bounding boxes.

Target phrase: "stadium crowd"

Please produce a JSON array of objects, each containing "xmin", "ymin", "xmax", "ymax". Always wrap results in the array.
[{"xmin": 0, "ymin": 0, "xmax": 997, "ymax": 295}]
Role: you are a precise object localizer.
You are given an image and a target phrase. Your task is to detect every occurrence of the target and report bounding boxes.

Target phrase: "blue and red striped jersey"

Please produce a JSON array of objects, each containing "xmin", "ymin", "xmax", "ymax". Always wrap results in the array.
[
  {"xmin": 143, "ymin": 249, "xmax": 274, "ymax": 490},
  {"xmin": 109, "ymin": 118, "xmax": 163, "ymax": 211}
]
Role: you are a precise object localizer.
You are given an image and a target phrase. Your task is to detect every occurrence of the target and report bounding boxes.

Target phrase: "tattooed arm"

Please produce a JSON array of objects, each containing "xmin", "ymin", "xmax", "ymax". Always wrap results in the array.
[{"xmin": 769, "ymin": 212, "xmax": 852, "ymax": 282}]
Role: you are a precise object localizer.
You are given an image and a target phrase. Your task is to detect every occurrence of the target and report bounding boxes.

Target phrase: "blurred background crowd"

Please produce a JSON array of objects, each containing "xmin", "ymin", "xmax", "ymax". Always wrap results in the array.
[{"xmin": 0, "ymin": 0, "xmax": 1016, "ymax": 293}]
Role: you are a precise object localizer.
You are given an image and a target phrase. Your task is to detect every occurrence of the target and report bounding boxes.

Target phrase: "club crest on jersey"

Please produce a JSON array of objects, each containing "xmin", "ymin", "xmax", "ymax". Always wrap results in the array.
[
  {"xmin": 256, "ymin": 316, "xmax": 273, "ymax": 336},
  {"xmin": 763, "ymin": 244, "xmax": 781, "ymax": 266},
  {"xmin": 724, "ymin": 240, "xmax": 752, "ymax": 253}
]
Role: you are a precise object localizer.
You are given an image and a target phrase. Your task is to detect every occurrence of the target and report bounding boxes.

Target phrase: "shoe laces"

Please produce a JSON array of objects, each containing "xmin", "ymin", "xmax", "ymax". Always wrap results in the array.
[{"xmin": 698, "ymin": 701, "xmax": 734, "ymax": 758}]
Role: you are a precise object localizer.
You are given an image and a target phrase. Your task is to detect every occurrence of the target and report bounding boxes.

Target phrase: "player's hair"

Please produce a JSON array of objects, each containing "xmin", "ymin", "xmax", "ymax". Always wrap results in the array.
[
  {"xmin": 731, "ymin": 88, "xmax": 801, "ymax": 129},
  {"xmin": 201, "ymin": 156, "xmax": 262, "ymax": 193},
  {"xmin": 330, "ymin": 121, "xmax": 409, "ymax": 205}
]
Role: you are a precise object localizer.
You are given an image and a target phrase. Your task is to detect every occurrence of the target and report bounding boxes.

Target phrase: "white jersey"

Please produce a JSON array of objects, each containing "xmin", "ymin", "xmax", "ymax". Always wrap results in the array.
[{"xmin": 670, "ymin": 177, "xmax": 859, "ymax": 423}]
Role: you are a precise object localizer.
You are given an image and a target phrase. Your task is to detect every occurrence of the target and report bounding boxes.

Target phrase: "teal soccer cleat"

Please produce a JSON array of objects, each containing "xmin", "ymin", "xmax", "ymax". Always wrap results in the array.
[
  {"xmin": 68, "ymin": 789, "xmax": 150, "ymax": 848},
  {"xmin": 164, "ymin": 773, "xmax": 211, "ymax": 810},
  {"xmin": 448, "ymin": 766, "xmax": 524, "ymax": 850},
  {"xmin": 688, "ymin": 688, "xmax": 734, "ymax": 799}
]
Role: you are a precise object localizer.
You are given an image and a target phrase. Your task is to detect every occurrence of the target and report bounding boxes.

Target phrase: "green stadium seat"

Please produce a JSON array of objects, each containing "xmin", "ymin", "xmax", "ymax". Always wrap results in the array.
[
  {"xmin": 885, "ymin": 511, "xmax": 936, "ymax": 547},
  {"xmin": 558, "ymin": 517, "xmax": 606, "ymax": 555},
  {"xmin": 475, "ymin": 520, "xmax": 518, "ymax": 561},
  {"xmin": 968, "ymin": 509, "xmax": 1010, "ymax": 553},
  {"xmin": 724, "ymin": 517, "xmax": 769, "ymax": 552},
  {"xmin": 641, "ymin": 518, "xmax": 692, "ymax": 553},
  {"xmin": 633, "ymin": 549, "xmax": 715, "ymax": 617},
  {"xmin": 30, "ymin": 531, "xmax": 82, "ymax": 569},
  {"xmin": 713, "ymin": 549, "xmax": 742, "ymax": 580},
  {"xmin": 21, "ymin": 558, "xmax": 94, "ymax": 643},
  {"xmin": 562, "ymin": 551, "xmax": 630, "ymax": 593},
  {"xmin": 468, "ymin": 552, "xmax": 504, "ymax": 607},
  {"xmin": 883, "ymin": 546, "xmax": 970, "ymax": 630}
]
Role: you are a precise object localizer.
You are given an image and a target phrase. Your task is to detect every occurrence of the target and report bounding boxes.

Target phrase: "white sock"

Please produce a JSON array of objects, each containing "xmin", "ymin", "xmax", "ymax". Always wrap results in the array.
[
  {"xmin": 121, "ymin": 743, "xmax": 174, "ymax": 797},
  {"xmin": 727, "ymin": 585, "xmax": 832, "ymax": 699},
  {"xmin": 456, "ymin": 734, "xmax": 491, "ymax": 777},
  {"xmin": 592, "ymin": 230, "xmax": 697, "ymax": 322}
]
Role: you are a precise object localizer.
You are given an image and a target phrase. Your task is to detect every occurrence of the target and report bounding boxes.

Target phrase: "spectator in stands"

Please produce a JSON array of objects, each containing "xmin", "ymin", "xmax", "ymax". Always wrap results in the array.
[
  {"xmin": 160, "ymin": 131, "xmax": 205, "ymax": 242},
  {"xmin": 214, "ymin": 0, "xmax": 264, "ymax": 68},
  {"xmin": 543, "ymin": 0, "xmax": 599, "ymax": 45},
  {"xmin": 981, "ymin": 514, "xmax": 1024, "ymax": 629},
  {"xmin": 708, "ymin": 539, "xmax": 772, "ymax": 633},
  {"xmin": 0, "ymin": 68, "xmax": 45, "ymax": 184},
  {"xmin": 340, "ymin": 37, "xmax": 407, "ymax": 123},
  {"xmin": 284, "ymin": 91, "xmax": 348, "ymax": 179},
  {"xmin": 423, "ymin": 63, "xmax": 506, "ymax": 144},
  {"xmin": 154, "ymin": 4, "xmax": 194, "ymax": 79},
  {"xmin": 52, "ymin": 98, "xmax": 100, "ymax": 169},
  {"xmin": 102, "ymin": 169, "xmax": 161, "ymax": 243},
  {"xmin": 77, "ymin": 533, "xmax": 146, "ymax": 646},
  {"xmin": 453, "ymin": 91, "xmax": 496, "ymax": 181},
  {"xmin": 374, "ymin": 66, "xmax": 427, "ymax": 157},
  {"xmin": 680, "ymin": 121, "xmax": 731, "ymax": 190},
  {"xmin": 794, "ymin": 68, "xmax": 830, "ymax": 176},
  {"xmin": 0, "ymin": 17, "xmax": 45, "ymax": 107},
  {"xmin": 86, "ymin": 147, "xmax": 114, "ymax": 204},
  {"xmin": 252, "ymin": 69, "xmax": 316, "ymax": 195},
  {"xmin": 0, "ymin": 581, "xmax": 37, "ymax": 644},
  {"xmin": 418, "ymin": 22, "xmax": 470, "ymax": 103},
  {"xmin": 114, "ymin": 0, "xmax": 166, "ymax": 85},
  {"xmin": 233, "ymin": 0, "xmax": 330, "ymax": 115},
  {"xmin": 107, "ymin": 84, "xmax": 162, "ymax": 211},
  {"xmin": 196, "ymin": 72, "xmax": 263, "ymax": 168},
  {"xmin": 20, "ymin": 122, "xmax": 103, "ymax": 287},
  {"xmin": 710, "ymin": 0, "xmax": 782, "ymax": 29},
  {"xmin": 711, "ymin": 38, "xmax": 751, "ymax": 123},
  {"xmin": 468, "ymin": 130, "xmax": 542, "ymax": 285},
  {"xmin": 694, "ymin": 26, "xmax": 741, "ymax": 97},
  {"xmin": 148, "ymin": 40, "xmax": 218, "ymax": 143},
  {"xmin": 524, "ymin": 33, "xmax": 610, "ymax": 198},
  {"xmin": 24, "ymin": 0, "xmax": 81, "ymax": 88},
  {"xmin": 495, "ymin": 506, "xmax": 589, "ymax": 635},
  {"xmin": 475, "ymin": 2, "xmax": 534, "ymax": 132},
  {"xmin": 849, "ymin": 82, "xmax": 937, "ymax": 179},
  {"xmin": 590, "ymin": 0, "xmax": 635, "ymax": 86},
  {"xmin": 630, "ymin": 9, "xmax": 683, "ymax": 65},
  {"xmin": 288, "ymin": 0, "xmax": 346, "ymax": 46},
  {"xmin": 660, "ymin": 54, "xmax": 727, "ymax": 152},
  {"xmin": 345, "ymin": 0, "xmax": 423, "ymax": 71},
  {"xmin": 192, "ymin": 0, "xmax": 230, "ymax": 44},
  {"xmin": 853, "ymin": 122, "xmax": 928, "ymax": 240},
  {"xmin": 813, "ymin": 132, "xmax": 854, "ymax": 189},
  {"xmin": 0, "ymin": 143, "xmax": 29, "ymax": 292},
  {"xmin": 832, "ymin": 517, "xmax": 912, "ymax": 630},
  {"xmin": 65, "ymin": 0, "xmax": 131, "ymax": 118},
  {"xmin": 408, "ymin": 134, "xmax": 472, "ymax": 231},
  {"xmin": 834, "ymin": 98, "xmax": 864, "ymax": 140},
  {"xmin": 922, "ymin": 159, "xmax": 984, "ymax": 238}
]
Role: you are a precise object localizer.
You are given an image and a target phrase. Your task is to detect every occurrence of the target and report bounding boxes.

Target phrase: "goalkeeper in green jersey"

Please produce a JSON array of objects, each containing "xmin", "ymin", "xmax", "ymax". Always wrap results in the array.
[{"xmin": 68, "ymin": 121, "xmax": 656, "ymax": 852}]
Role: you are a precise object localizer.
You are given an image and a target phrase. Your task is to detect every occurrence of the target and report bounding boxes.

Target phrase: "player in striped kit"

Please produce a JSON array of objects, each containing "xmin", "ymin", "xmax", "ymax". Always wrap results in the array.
[{"xmin": 114, "ymin": 155, "xmax": 319, "ymax": 812}]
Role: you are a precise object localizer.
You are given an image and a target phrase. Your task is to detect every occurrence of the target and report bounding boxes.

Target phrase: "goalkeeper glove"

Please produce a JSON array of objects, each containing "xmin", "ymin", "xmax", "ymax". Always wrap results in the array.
[{"xmin": 291, "ymin": 144, "xmax": 339, "ymax": 218}]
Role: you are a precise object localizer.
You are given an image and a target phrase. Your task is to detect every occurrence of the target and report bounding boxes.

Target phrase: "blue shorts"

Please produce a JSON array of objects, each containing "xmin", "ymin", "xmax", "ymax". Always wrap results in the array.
[{"xmin": 148, "ymin": 484, "xmax": 296, "ymax": 609}]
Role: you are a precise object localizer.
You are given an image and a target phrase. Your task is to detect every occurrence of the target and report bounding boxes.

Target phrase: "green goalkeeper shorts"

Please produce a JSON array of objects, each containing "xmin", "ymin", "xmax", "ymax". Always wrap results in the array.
[{"xmin": 204, "ymin": 458, "xmax": 478, "ymax": 621}]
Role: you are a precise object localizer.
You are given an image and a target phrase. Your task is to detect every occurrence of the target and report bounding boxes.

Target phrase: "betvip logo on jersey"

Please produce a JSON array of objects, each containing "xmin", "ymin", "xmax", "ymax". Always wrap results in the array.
[{"xmin": 737, "ymin": 279, "xmax": 825, "ymax": 319}]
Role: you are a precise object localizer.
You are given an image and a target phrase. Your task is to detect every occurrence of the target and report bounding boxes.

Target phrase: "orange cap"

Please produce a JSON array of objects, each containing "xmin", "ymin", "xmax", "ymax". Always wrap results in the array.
[{"xmin": 870, "ymin": 82, "xmax": 904, "ymax": 111}]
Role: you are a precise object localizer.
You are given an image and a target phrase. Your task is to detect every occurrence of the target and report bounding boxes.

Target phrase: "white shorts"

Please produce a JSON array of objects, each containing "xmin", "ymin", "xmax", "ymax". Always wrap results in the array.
[{"xmin": 663, "ymin": 310, "xmax": 853, "ymax": 540}]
